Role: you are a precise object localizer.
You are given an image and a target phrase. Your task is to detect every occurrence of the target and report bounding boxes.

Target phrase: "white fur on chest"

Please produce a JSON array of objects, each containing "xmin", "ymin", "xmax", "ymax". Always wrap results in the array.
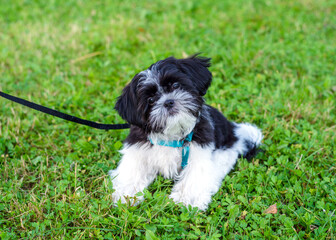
[{"xmin": 120, "ymin": 143, "xmax": 183, "ymax": 179}]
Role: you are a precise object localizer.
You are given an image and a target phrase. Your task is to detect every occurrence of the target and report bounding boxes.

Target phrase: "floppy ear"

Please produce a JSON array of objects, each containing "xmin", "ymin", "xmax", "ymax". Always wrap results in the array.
[
  {"xmin": 114, "ymin": 74, "xmax": 143, "ymax": 127},
  {"xmin": 177, "ymin": 55, "xmax": 212, "ymax": 96}
]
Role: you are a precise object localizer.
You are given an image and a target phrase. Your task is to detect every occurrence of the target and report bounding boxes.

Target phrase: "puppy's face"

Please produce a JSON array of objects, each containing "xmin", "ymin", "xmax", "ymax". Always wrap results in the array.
[{"xmin": 115, "ymin": 56, "xmax": 212, "ymax": 137}]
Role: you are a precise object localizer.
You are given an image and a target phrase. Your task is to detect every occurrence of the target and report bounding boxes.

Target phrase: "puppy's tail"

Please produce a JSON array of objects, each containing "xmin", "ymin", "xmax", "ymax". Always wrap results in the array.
[{"xmin": 234, "ymin": 123, "xmax": 263, "ymax": 160}]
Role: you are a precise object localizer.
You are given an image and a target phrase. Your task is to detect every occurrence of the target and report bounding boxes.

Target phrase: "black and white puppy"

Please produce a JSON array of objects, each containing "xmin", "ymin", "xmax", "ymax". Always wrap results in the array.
[{"xmin": 109, "ymin": 55, "xmax": 263, "ymax": 210}]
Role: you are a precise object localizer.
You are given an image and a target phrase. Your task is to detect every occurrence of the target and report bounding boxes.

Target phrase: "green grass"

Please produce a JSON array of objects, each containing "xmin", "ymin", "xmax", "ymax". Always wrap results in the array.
[{"xmin": 0, "ymin": 0, "xmax": 335, "ymax": 239}]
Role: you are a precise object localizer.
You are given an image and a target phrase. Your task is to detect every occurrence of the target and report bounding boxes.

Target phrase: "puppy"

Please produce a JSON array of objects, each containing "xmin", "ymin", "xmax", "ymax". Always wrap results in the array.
[{"xmin": 109, "ymin": 55, "xmax": 263, "ymax": 210}]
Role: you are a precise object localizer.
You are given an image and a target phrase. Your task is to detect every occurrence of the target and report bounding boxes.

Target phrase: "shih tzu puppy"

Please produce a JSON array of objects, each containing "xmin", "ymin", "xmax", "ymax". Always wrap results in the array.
[{"xmin": 109, "ymin": 55, "xmax": 263, "ymax": 210}]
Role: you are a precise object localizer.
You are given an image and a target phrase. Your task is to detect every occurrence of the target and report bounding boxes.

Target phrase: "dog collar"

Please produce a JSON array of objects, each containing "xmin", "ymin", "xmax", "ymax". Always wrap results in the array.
[{"xmin": 149, "ymin": 131, "xmax": 194, "ymax": 169}]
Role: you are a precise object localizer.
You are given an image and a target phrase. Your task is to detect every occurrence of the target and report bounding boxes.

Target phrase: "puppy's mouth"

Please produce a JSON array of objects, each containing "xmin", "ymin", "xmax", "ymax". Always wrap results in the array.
[
  {"xmin": 166, "ymin": 106, "xmax": 179, "ymax": 116},
  {"xmin": 167, "ymin": 109, "xmax": 179, "ymax": 116}
]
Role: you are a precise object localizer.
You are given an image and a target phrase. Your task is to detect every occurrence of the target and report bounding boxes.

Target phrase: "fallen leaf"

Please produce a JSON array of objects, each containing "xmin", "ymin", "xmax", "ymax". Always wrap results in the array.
[{"xmin": 264, "ymin": 204, "xmax": 277, "ymax": 214}]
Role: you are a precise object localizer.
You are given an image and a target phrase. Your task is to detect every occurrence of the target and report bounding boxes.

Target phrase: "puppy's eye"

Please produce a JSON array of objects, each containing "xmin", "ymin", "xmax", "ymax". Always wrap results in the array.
[
  {"xmin": 172, "ymin": 82, "xmax": 180, "ymax": 89},
  {"xmin": 148, "ymin": 97, "xmax": 155, "ymax": 105}
]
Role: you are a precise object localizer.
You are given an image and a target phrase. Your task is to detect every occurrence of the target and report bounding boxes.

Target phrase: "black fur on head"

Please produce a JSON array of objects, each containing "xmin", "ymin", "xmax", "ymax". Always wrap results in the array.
[
  {"xmin": 115, "ymin": 55, "xmax": 212, "ymax": 134},
  {"xmin": 176, "ymin": 54, "xmax": 212, "ymax": 96}
]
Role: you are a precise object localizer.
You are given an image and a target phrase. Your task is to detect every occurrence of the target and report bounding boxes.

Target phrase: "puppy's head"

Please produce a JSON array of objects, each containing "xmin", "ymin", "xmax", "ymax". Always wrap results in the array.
[{"xmin": 115, "ymin": 55, "xmax": 212, "ymax": 137}]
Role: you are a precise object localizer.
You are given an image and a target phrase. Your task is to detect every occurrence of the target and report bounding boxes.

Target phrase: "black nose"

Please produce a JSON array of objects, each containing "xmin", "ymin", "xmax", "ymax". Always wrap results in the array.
[{"xmin": 164, "ymin": 99, "xmax": 175, "ymax": 109}]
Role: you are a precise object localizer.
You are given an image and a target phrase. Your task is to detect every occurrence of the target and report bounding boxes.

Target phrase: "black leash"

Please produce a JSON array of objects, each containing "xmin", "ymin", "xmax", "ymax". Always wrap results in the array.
[{"xmin": 0, "ymin": 91, "xmax": 130, "ymax": 130}]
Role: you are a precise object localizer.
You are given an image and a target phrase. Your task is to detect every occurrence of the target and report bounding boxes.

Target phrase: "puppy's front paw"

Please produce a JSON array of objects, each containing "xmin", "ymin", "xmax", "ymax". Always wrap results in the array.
[
  {"xmin": 109, "ymin": 169, "xmax": 144, "ymax": 206},
  {"xmin": 169, "ymin": 191, "xmax": 182, "ymax": 205},
  {"xmin": 169, "ymin": 191, "xmax": 210, "ymax": 211}
]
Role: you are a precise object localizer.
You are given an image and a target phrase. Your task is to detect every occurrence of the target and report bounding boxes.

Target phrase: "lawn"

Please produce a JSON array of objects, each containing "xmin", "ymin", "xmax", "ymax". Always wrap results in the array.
[{"xmin": 0, "ymin": 0, "xmax": 335, "ymax": 239}]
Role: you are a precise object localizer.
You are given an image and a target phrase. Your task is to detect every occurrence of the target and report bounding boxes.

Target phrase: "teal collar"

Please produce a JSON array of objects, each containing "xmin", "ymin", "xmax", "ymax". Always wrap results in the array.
[{"xmin": 149, "ymin": 131, "xmax": 194, "ymax": 169}]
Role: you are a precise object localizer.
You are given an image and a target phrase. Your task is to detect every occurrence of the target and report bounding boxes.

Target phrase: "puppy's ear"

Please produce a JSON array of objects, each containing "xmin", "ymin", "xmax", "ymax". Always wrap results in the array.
[
  {"xmin": 115, "ymin": 74, "xmax": 143, "ymax": 127},
  {"xmin": 178, "ymin": 55, "xmax": 212, "ymax": 96}
]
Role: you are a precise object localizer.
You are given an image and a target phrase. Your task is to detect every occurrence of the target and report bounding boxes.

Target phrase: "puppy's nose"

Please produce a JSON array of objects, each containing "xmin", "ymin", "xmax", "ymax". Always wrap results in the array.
[{"xmin": 164, "ymin": 99, "xmax": 175, "ymax": 109}]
